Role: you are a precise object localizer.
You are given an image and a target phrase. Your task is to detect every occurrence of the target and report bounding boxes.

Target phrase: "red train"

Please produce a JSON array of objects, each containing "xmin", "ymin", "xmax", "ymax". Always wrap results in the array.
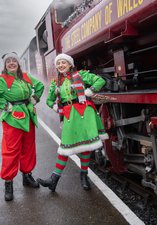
[{"xmin": 21, "ymin": 0, "xmax": 157, "ymax": 193}]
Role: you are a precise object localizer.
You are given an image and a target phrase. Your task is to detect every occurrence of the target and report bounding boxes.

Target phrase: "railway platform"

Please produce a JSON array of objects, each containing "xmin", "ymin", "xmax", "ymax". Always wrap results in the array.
[{"xmin": 0, "ymin": 96, "xmax": 145, "ymax": 225}]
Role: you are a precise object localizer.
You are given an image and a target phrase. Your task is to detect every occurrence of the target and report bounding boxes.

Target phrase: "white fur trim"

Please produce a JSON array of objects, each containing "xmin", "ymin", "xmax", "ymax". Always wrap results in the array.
[
  {"xmin": 99, "ymin": 133, "xmax": 109, "ymax": 140},
  {"xmin": 55, "ymin": 53, "xmax": 74, "ymax": 67},
  {"xmin": 3, "ymin": 52, "xmax": 20, "ymax": 64},
  {"xmin": 58, "ymin": 139, "xmax": 103, "ymax": 156}
]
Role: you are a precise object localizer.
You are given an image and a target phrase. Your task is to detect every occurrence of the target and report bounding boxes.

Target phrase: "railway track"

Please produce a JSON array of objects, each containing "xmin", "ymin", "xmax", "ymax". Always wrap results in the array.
[{"xmin": 89, "ymin": 158, "xmax": 157, "ymax": 225}]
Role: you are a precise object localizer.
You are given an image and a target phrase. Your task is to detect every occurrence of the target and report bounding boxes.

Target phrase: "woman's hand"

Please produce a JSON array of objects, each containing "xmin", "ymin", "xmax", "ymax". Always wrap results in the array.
[
  {"xmin": 55, "ymin": 87, "xmax": 60, "ymax": 95},
  {"xmin": 4, "ymin": 102, "xmax": 12, "ymax": 112},
  {"xmin": 85, "ymin": 88, "xmax": 94, "ymax": 97},
  {"xmin": 30, "ymin": 96, "xmax": 37, "ymax": 105},
  {"xmin": 53, "ymin": 103, "xmax": 58, "ymax": 113}
]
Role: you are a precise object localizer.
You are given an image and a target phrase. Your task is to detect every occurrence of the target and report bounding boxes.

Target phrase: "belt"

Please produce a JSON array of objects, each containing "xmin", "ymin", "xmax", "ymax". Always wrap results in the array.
[
  {"xmin": 10, "ymin": 99, "xmax": 30, "ymax": 105},
  {"xmin": 62, "ymin": 99, "xmax": 78, "ymax": 106}
]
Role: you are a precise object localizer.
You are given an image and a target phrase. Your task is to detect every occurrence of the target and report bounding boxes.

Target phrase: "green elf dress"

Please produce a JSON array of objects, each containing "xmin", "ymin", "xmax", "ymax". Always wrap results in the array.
[{"xmin": 47, "ymin": 70, "xmax": 108, "ymax": 156}]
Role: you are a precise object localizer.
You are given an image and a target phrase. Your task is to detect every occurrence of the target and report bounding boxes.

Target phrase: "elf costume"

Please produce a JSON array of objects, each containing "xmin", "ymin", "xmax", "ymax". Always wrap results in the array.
[
  {"xmin": 37, "ymin": 53, "xmax": 108, "ymax": 192},
  {"xmin": 0, "ymin": 71, "xmax": 44, "ymax": 181}
]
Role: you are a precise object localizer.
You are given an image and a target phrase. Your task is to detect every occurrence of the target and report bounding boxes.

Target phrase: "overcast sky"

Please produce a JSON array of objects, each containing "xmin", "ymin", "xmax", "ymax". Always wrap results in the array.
[{"xmin": 0, "ymin": 0, "xmax": 53, "ymax": 70}]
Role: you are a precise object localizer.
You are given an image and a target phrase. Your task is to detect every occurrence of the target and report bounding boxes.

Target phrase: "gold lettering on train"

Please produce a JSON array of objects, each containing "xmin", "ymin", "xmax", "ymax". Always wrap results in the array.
[
  {"xmin": 64, "ymin": 10, "xmax": 102, "ymax": 49},
  {"xmin": 71, "ymin": 27, "xmax": 81, "ymax": 47},
  {"xmin": 128, "ymin": 0, "xmax": 133, "ymax": 11},
  {"xmin": 63, "ymin": 0, "xmax": 144, "ymax": 50},
  {"xmin": 67, "ymin": 10, "xmax": 102, "ymax": 49},
  {"xmin": 117, "ymin": 0, "xmax": 144, "ymax": 18},
  {"xmin": 65, "ymin": 35, "xmax": 71, "ymax": 49},
  {"xmin": 81, "ymin": 10, "xmax": 102, "ymax": 40},
  {"xmin": 133, "ymin": 0, "xmax": 138, "ymax": 8},
  {"xmin": 105, "ymin": 2, "xmax": 112, "ymax": 25},
  {"xmin": 138, "ymin": 0, "xmax": 143, "ymax": 4}
]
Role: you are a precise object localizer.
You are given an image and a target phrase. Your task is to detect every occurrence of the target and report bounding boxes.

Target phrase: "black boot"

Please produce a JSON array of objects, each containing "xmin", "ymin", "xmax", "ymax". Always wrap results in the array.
[
  {"xmin": 37, "ymin": 173, "xmax": 60, "ymax": 192},
  {"xmin": 5, "ymin": 181, "xmax": 13, "ymax": 201},
  {"xmin": 23, "ymin": 172, "xmax": 40, "ymax": 188},
  {"xmin": 80, "ymin": 171, "xmax": 91, "ymax": 190}
]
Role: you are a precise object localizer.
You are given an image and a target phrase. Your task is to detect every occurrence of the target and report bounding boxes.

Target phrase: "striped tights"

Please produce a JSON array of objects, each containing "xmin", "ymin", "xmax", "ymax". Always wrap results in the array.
[{"xmin": 54, "ymin": 151, "xmax": 91, "ymax": 175}]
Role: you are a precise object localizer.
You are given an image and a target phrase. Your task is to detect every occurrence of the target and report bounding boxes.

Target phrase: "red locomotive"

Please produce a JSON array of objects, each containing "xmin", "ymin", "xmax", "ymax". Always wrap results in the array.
[{"xmin": 21, "ymin": 0, "xmax": 157, "ymax": 193}]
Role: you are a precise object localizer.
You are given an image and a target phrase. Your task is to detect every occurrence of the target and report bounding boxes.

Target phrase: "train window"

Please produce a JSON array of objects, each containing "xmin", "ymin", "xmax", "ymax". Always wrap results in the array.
[
  {"xmin": 55, "ymin": 5, "xmax": 75, "ymax": 23},
  {"xmin": 37, "ymin": 21, "xmax": 48, "ymax": 54},
  {"xmin": 54, "ymin": 0, "xmax": 83, "ymax": 24}
]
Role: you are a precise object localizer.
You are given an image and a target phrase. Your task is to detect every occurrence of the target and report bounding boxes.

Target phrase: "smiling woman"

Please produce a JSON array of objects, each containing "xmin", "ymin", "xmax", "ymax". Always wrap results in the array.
[
  {"xmin": 37, "ymin": 53, "xmax": 109, "ymax": 193},
  {"xmin": 0, "ymin": 52, "xmax": 44, "ymax": 201},
  {"xmin": 3, "ymin": 53, "xmax": 19, "ymax": 74}
]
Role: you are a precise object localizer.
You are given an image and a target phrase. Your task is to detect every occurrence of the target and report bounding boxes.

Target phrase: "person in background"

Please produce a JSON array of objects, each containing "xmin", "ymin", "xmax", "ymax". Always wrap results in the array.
[
  {"xmin": 0, "ymin": 52, "xmax": 44, "ymax": 201},
  {"xmin": 37, "ymin": 53, "xmax": 108, "ymax": 193}
]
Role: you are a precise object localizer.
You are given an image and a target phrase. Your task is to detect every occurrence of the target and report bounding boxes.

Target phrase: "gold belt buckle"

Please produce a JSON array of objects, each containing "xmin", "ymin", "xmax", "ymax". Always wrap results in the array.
[{"xmin": 67, "ymin": 100, "xmax": 72, "ymax": 105}]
